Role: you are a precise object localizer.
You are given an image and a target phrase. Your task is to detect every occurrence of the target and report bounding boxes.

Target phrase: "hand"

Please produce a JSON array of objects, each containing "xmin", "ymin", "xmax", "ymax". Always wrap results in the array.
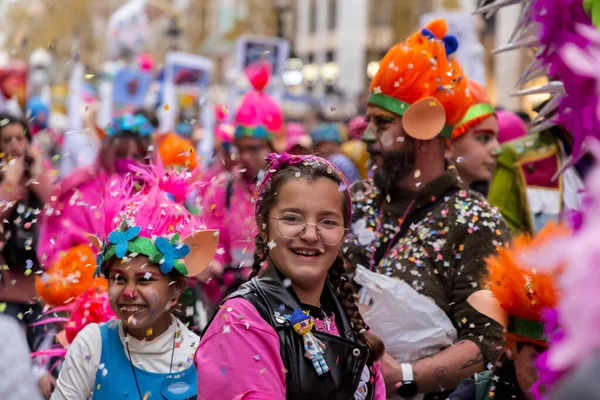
[
  {"xmin": 380, "ymin": 353, "xmax": 403, "ymax": 397},
  {"xmin": 27, "ymin": 145, "xmax": 44, "ymax": 179},
  {"xmin": 3, "ymin": 156, "xmax": 25, "ymax": 185},
  {"xmin": 38, "ymin": 373, "xmax": 56, "ymax": 399}
]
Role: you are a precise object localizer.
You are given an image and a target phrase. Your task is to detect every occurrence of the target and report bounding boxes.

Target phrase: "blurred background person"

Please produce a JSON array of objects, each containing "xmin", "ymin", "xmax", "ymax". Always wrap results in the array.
[
  {"xmin": 342, "ymin": 115, "xmax": 370, "ymax": 180},
  {"xmin": 198, "ymin": 60, "xmax": 283, "ymax": 312},
  {"xmin": 0, "ymin": 113, "xmax": 54, "ymax": 348},
  {"xmin": 310, "ymin": 122, "xmax": 361, "ymax": 183},
  {"xmin": 284, "ymin": 122, "xmax": 312, "ymax": 155},
  {"xmin": 203, "ymin": 122, "xmax": 236, "ymax": 182}
]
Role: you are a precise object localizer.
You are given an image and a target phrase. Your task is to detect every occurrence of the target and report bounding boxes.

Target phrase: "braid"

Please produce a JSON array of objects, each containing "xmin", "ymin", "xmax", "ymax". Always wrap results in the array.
[
  {"xmin": 328, "ymin": 256, "xmax": 385, "ymax": 363},
  {"xmin": 249, "ymin": 234, "xmax": 267, "ymax": 280}
]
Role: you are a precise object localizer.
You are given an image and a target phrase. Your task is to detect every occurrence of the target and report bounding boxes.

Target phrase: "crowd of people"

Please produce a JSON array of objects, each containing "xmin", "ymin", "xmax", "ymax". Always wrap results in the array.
[{"xmin": 0, "ymin": 9, "xmax": 597, "ymax": 400}]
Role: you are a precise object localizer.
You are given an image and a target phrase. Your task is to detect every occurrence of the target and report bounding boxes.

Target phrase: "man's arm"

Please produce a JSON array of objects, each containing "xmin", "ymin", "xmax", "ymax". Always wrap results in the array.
[{"xmin": 381, "ymin": 340, "xmax": 485, "ymax": 395}]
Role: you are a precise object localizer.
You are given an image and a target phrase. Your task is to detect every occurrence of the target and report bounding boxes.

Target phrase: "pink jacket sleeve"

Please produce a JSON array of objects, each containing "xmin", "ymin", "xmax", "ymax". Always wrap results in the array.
[{"xmin": 195, "ymin": 297, "xmax": 286, "ymax": 400}]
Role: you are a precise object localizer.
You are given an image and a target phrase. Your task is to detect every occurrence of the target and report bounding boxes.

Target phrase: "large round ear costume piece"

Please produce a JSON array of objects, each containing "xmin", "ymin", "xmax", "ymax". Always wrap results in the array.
[
  {"xmin": 181, "ymin": 229, "xmax": 219, "ymax": 277},
  {"xmin": 402, "ymin": 97, "xmax": 447, "ymax": 140},
  {"xmin": 367, "ymin": 19, "xmax": 472, "ymax": 140},
  {"xmin": 85, "ymin": 233, "xmax": 103, "ymax": 253}
]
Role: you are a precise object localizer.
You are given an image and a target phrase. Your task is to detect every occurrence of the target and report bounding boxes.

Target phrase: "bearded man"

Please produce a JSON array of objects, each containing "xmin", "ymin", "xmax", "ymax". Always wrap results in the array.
[{"xmin": 343, "ymin": 20, "xmax": 511, "ymax": 399}]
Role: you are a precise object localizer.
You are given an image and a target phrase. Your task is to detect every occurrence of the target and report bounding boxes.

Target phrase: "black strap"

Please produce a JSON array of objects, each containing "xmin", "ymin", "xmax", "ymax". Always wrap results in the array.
[
  {"xmin": 372, "ymin": 187, "xmax": 460, "ymax": 267},
  {"xmin": 225, "ymin": 176, "xmax": 234, "ymax": 210}
]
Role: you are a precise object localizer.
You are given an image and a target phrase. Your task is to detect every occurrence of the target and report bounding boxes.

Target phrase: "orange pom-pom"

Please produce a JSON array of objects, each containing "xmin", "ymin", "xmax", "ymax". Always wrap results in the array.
[
  {"xmin": 483, "ymin": 222, "xmax": 568, "ymax": 323},
  {"xmin": 425, "ymin": 18, "xmax": 448, "ymax": 39},
  {"xmin": 36, "ymin": 244, "xmax": 103, "ymax": 306},
  {"xmin": 157, "ymin": 132, "xmax": 199, "ymax": 170},
  {"xmin": 245, "ymin": 60, "xmax": 272, "ymax": 92}
]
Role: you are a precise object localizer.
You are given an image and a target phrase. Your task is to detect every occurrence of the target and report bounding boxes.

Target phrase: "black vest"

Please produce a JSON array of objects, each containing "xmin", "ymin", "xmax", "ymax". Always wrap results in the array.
[{"xmin": 210, "ymin": 265, "xmax": 375, "ymax": 400}]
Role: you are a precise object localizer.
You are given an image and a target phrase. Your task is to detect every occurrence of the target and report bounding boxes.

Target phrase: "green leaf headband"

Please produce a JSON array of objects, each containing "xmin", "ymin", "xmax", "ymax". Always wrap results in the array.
[
  {"xmin": 508, "ymin": 316, "xmax": 547, "ymax": 342},
  {"xmin": 91, "ymin": 226, "xmax": 220, "ymax": 278}
]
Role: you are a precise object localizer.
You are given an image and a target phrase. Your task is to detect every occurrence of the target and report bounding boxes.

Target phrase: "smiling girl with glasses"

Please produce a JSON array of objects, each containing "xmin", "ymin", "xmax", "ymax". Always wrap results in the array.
[{"xmin": 195, "ymin": 152, "xmax": 386, "ymax": 399}]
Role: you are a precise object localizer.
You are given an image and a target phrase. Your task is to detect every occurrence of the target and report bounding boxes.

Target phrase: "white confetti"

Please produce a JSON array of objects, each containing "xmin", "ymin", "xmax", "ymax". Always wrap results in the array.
[
  {"xmin": 380, "ymin": 131, "xmax": 394, "ymax": 148},
  {"xmin": 267, "ymin": 240, "xmax": 277, "ymax": 250}
]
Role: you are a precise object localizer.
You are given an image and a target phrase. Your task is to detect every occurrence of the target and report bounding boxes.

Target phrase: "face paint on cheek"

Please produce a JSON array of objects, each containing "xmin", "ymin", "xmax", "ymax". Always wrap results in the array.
[
  {"xmin": 108, "ymin": 285, "xmax": 122, "ymax": 305},
  {"xmin": 380, "ymin": 131, "xmax": 395, "ymax": 148},
  {"xmin": 144, "ymin": 289, "xmax": 168, "ymax": 317}
]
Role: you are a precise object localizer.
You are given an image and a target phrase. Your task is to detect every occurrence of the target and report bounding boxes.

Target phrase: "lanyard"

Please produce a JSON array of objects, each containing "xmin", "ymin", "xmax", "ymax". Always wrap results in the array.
[{"xmin": 368, "ymin": 198, "xmax": 416, "ymax": 271}]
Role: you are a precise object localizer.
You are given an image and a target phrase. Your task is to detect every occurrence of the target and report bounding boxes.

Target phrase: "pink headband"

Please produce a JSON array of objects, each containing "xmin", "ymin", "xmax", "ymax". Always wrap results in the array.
[{"xmin": 255, "ymin": 152, "xmax": 353, "ymax": 224}]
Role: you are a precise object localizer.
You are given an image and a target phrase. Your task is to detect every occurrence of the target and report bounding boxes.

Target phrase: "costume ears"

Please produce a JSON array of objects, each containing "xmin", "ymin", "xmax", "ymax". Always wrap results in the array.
[
  {"xmin": 181, "ymin": 229, "xmax": 219, "ymax": 277},
  {"xmin": 85, "ymin": 230, "xmax": 220, "ymax": 278},
  {"xmin": 85, "ymin": 234, "xmax": 103, "ymax": 252},
  {"xmin": 402, "ymin": 97, "xmax": 447, "ymax": 141},
  {"xmin": 467, "ymin": 290, "xmax": 509, "ymax": 329}
]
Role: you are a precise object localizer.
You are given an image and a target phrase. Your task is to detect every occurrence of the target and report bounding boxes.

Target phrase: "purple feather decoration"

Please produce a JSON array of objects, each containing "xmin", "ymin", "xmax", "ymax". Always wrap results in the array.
[
  {"xmin": 489, "ymin": 1, "xmax": 600, "ymax": 397},
  {"xmin": 532, "ymin": 309, "xmax": 567, "ymax": 399},
  {"xmin": 528, "ymin": 0, "xmax": 596, "ymax": 159}
]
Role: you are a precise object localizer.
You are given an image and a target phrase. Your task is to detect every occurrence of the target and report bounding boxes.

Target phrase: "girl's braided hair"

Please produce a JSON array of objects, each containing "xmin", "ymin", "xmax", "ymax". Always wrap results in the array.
[{"xmin": 250, "ymin": 153, "xmax": 384, "ymax": 363}]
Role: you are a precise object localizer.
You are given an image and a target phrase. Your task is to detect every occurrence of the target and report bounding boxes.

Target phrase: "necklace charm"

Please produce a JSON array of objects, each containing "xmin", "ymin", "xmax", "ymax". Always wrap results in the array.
[
  {"xmin": 291, "ymin": 309, "xmax": 330, "ymax": 376},
  {"xmin": 274, "ymin": 311, "xmax": 287, "ymax": 324},
  {"xmin": 321, "ymin": 310, "xmax": 332, "ymax": 332}
]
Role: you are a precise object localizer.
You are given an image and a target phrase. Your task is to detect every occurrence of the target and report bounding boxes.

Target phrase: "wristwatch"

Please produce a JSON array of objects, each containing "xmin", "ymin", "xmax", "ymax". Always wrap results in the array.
[{"xmin": 396, "ymin": 363, "xmax": 419, "ymax": 398}]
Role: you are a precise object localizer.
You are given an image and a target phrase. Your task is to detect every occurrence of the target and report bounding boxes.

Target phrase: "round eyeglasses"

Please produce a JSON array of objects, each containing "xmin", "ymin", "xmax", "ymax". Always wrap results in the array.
[{"xmin": 270, "ymin": 213, "xmax": 347, "ymax": 246}]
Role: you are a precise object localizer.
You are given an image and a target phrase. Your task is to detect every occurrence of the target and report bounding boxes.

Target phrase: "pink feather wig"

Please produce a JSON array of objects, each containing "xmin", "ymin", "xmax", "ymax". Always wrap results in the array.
[{"xmin": 103, "ymin": 162, "xmax": 206, "ymax": 242}]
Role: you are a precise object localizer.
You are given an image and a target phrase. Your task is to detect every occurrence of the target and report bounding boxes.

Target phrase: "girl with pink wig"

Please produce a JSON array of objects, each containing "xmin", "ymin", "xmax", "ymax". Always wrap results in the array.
[{"xmin": 51, "ymin": 163, "xmax": 218, "ymax": 399}]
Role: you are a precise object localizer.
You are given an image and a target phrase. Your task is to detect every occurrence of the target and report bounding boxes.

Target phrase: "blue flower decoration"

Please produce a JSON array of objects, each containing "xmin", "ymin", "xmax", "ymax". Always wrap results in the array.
[
  {"xmin": 94, "ymin": 239, "xmax": 107, "ymax": 278},
  {"xmin": 155, "ymin": 237, "xmax": 190, "ymax": 274},
  {"xmin": 107, "ymin": 226, "xmax": 141, "ymax": 258},
  {"xmin": 107, "ymin": 114, "xmax": 153, "ymax": 137}
]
